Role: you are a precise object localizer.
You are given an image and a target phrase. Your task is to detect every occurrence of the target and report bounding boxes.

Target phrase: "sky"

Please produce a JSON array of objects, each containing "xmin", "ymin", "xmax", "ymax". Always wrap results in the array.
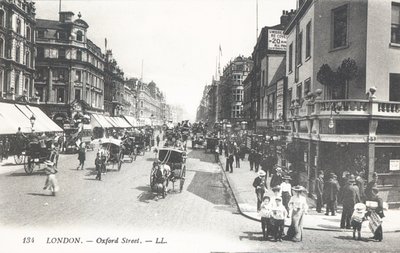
[{"xmin": 34, "ymin": 0, "xmax": 296, "ymax": 121}]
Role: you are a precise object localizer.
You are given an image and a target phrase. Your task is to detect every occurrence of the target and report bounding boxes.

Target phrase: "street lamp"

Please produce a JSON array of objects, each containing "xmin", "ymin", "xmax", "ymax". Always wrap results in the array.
[
  {"xmin": 30, "ymin": 114, "xmax": 36, "ymax": 132},
  {"xmin": 328, "ymin": 103, "xmax": 340, "ymax": 129}
]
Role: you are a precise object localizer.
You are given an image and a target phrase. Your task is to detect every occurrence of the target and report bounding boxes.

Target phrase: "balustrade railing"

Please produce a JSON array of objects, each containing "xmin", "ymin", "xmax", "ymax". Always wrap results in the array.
[{"xmin": 301, "ymin": 99, "xmax": 400, "ymax": 118}]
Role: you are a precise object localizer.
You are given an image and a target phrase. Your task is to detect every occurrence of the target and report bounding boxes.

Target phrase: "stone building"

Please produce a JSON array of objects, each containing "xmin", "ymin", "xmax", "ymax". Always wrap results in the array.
[
  {"xmin": 285, "ymin": 0, "xmax": 400, "ymax": 197},
  {"xmin": 217, "ymin": 56, "xmax": 253, "ymax": 127},
  {"xmin": 35, "ymin": 11, "xmax": 105, "ymax": 124},
  {"xmin": 104, "ymin": 49, "xmax": 124, "ymax": 116},
  {"xmin": 0, "ymin": 0, "xmax": 36, "ymax": 101}
]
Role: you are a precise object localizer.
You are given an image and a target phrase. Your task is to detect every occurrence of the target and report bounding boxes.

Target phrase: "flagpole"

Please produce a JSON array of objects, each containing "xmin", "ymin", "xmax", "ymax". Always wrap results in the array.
[
  {"xmin": 256, "ymin": 0, "xmax": 258, "ymax": 42},
  {"xmin": 59, "ymin": 0, "xmax": 62, "ymax": 13}
]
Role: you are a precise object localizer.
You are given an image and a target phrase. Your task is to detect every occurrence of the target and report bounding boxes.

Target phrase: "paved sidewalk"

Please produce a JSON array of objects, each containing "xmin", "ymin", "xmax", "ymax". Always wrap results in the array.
[{"xmin": 218, "ymin": 154, "xmax": 400, "ymax": 233}]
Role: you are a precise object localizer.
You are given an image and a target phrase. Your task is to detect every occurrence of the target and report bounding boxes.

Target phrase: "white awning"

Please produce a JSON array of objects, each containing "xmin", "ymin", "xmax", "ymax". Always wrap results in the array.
[
  {"xmin": 114, "ymin": 117, "xmax": 131, "ymax": 128},
  {"xmin": 123, "ymin": 115, "xmax": 138, "ymax": 127},
  {"xmin": 91, "ymin": 114, "xmax": 113, "ymax": 128},
  {"xmin": 26, "ymin": 105, "xmax": 63, "ymax": 133}
]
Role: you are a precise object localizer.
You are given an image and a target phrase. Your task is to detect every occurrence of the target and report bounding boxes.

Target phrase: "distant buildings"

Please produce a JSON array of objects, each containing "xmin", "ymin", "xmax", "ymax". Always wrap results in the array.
[{"xmin": 0, "ymin": 3, "xmax": 172, "ymax": 128}]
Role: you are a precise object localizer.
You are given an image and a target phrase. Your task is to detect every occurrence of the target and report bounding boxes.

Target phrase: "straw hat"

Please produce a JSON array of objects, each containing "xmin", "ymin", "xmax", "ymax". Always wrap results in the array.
[
  {"xmin": 275, "ymin": 196, "xmax": 282, "ymax": 201},
  {"xmin": 258, "ymin": 170, "xmax": 266, "ymax": 177},
  {"xmin": 292, "ymin": 185, "xmax": 307, "ymax": 192},
  {"xmin": 354, "ymin": 203, "xmax": 367, "ymax": 213}
]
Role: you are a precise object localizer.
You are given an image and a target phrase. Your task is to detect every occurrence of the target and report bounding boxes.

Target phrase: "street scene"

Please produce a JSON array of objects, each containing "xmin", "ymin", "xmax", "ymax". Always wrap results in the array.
[{"xmin": 1, "ymin": 0, "xmax": 400, "ymax": 252}]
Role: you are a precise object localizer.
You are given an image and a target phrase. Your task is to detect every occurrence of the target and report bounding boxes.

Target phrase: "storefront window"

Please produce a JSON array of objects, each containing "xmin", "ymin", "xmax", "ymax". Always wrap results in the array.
[{"xmin": 375, "ymin": 146, "xmax": 400, "ymax": 173}]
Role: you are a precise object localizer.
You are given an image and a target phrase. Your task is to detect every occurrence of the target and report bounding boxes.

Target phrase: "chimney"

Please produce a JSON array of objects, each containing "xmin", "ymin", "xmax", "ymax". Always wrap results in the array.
[
  {"xmin": 59, "ymin": 11, "xmax": 74, "ymax": 23},
  {"xmin": 280, "ymin": 10, "xmax": 290, "ymax": 27}
]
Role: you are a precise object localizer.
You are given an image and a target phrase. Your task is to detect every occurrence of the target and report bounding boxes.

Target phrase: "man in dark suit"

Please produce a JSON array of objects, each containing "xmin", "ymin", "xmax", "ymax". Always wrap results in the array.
[
  {"xmin": 315, "ymin": 170, "xmax": 324, "ymax": 213},
  {"xmin": 323, "ymin": 173, "xmax": 340, "ymax": 216},
  {"xmin": 339, "ymin": 175, "xmax": 360, "ymax": 229}
]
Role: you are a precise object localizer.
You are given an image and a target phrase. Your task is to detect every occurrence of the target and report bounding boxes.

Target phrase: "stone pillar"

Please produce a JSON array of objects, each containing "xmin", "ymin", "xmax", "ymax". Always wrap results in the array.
[
  {"xmin": 69, "ymin": 68, "xmax": 75, "ymax": 103},
  {"xmin": 368, "ymin": 143, "xmax": 375, "ymax": 182},
  {"xmin": 48, "ymin": 67, "xmax": 53, "ymax": 102}
]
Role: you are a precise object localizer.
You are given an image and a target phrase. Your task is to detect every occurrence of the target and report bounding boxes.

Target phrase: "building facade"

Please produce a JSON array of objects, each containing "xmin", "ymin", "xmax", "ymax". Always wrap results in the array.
[
  {"xmin": 217, "ymin": 56, "xmax": 253, "ymax": 127},
  {"xmin": 35, "ymin": 11, "xmax": 105, "ymax": 124},
  {"xmin": 0, "ymin": 0, "xmax": 36, "ymax": 102},
  {"xmin": 104, "ymin": 49, "xmax": 124, "ymax": 116},
  {"xmin": 285, "ymin": 0, "xmax": 400, "ymax": 193}
]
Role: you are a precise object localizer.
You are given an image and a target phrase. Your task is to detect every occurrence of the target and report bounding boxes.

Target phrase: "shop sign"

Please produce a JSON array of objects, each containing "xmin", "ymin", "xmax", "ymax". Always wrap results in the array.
[
  {"xmin": 276, "ymin": 79, "xmax": 284, "ymax": 120},
  {"xmin": 268, "ymin": 29, "xmax": 287, "ymax": 51},
  {"xmin": 389, "ymin": 159, "xmax": 400, "ymax": 171}
]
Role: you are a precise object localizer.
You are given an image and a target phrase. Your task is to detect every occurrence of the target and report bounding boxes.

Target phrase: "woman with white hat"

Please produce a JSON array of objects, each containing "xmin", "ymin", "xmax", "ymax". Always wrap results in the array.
[
  {"xmin": 43, "ymin": 161, "xmax": 59, "ymax": 196},
  {"xmin": 285, "ymin": 185, "xmax": 308, "ymax": 242}
]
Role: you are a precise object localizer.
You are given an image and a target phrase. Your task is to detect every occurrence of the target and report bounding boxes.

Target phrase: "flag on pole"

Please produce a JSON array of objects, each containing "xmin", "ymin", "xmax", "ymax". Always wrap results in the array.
[{"xmin": 219, "ymin": 44, "xmax": 222, "ymax": 56}]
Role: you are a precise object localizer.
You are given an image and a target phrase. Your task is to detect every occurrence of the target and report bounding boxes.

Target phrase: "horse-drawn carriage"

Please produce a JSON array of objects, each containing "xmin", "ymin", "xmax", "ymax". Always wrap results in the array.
[
  {"xmin": 93, "ymin": 138, "xmax": 123, "ymax": 172},
  {"xmin": 24, "ymin": 137, "xmax": 59, "ymax": 174},
  {"xmin": 121, "ymin": 137, "xmax": 136, "ymax": 162},
  {"xmin": 150, "ymin": 148, "xmax": 187, "ymax": 197}
]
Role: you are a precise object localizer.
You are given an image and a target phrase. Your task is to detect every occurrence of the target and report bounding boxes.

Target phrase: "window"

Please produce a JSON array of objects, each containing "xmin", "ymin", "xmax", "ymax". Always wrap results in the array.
[
  {"xmin": 306, "ymin": 21, "xmax": 311, "ymax": 58},
  {"xmin": 296, "ymin": 32, "xmax": 303, "ymax": 65},
  {"xmin": 297, "ymin": 83, "xmax": 303, "ymax": 99},
  {"xmin": 140, "ymin": 110, "xmax": 143, "ymax": 116},
  {"xmin": 58, "ymin": 48, "xmax": 66, "ymax": 59},
  {"xmin": 26, "ymin": 26, "xmax": 31, "ymax": 41},
  {"xmin": 15, "ymin": 46, "xmax": 20, "ymax": 63},
  {"xmin": 37, "ymin": 47, "xmax": 44, "ymax": 59},
  {"xmin": 0, "ymin": 10, "xmax": 4, "ymax": 27},
  {"xmin": 77, "ymin": 50, "xmax": 82, "ymax": 61},
  {"xmin": 288, "ymin": 43, "xmax": 293, "ymax": 72},
  {"xmin": 332, "ymin": 5, "xmax": 348, "ymax": 49},
  {"xmin": 25, "ymin": 51, "xmax": 30, "ymax": 67},
  {"xmin": 390, "ymin": 73, "xmax": 400, "ymax": 102},
  {"xmin": 76, "ymin": 31, "xmax": 83, "ymax": 41},
  {"xmin": 38, "ymin": 30, "xmax": 45, "ymax": 38},
  {"xmin": 304, "ymin": 78, "xmax": 311, "ymax": 96},
  {"xmin": 75, "ymin": 70, "xmax": 82, "ymax": 82},
  {"xmin": 75, "ymin": 89, "xmax": 81, "ymax": 100},
  {"xmin": 232, "ymin": 89, "xmax": 243, "ymax": 102},
  {"xmin": 58, "ymin": 31, "xmax": 67, "ymax": 40},
  {"xmin": 392, "ymin": 3, "xmax": 400, "ymax": 44},
  {"xmin": 16, "ymin": 18, "xmax": 21, "ymax": 34},
  {"xmin": 57, "ymin": 88, "xmax": 65, "ymax": 103},
  {"xmin": 15, "ymin": 73, "xmax": 20, "ymax": 95},
  {"xmin": 140, "ymin": 100, "xmax": 144, "ymax": 108},
  {"xmin": 231, "ymin": 105, "xmax": 242, "ymax": 118},
  {"xmin": 262, "ymin": 70, "xmax": 265, "ymax": 86},
  {"xmin": 0, "ymin": 37, "xmax": 4, "ymax": 58}
]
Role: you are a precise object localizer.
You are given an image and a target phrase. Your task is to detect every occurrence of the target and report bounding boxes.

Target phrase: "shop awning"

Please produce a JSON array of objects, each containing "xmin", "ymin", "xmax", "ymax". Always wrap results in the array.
[
  {"xmin": 26, "ymin": 105, "xmax": 63, "ymax": 133},
  {"xmin": 104, "ymin": 116, "xmax": 119, "ymax": 128},
  {"xmin": 123, "ymin": 115, "xmax": 138, "ymax": 127},
  {"xmin": 91, "ymin": 114, "xmax": 113, "ymax": 128},
  {"xmin": 114, "ymin": 117, "xmax": 132, "ymax": 128},
  {"xmin": 0, "ymin": 102, "xmax": 63, "ymax": 134}
]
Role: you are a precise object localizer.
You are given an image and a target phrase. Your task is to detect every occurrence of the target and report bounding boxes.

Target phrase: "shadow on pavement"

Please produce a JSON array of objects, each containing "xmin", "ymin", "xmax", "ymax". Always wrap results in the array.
[
  {"xmin": 1, "ymin": 163, "xmax": 22, "ymax": 167},
  {"xmin": 334, "ymin": 235, "xmax": 371, "ymax": 242},
  {"xmin": 187, "ymin": 171, "xmax": 234, "ymax": 205},
  {"xmin": 238, "ymin": 231, "xmax": 265, "ymax": 241},
  {"xmin": 7, "ymin": 171, "xmax": 45, "ymax": 177},
  {"xmin": 318, "ymin": 224, "xmax": 342, "ymax": 230},
  {"xmin": 27, "ymin": 193, "xmax": 54, "ymax": 197},
  {"xmin": 186, "ymin": 149, "xmax": 215, "ymax": 164},
  {"xmin": 136, "ymin": 185, "xmax": 157, "ymax": 203}
]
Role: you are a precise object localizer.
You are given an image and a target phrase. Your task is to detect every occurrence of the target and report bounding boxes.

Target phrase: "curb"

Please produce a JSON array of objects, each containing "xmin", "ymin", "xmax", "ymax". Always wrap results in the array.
[{"xmin": 217, "ymin": 159, "xmax": 400, "ymax": 233}]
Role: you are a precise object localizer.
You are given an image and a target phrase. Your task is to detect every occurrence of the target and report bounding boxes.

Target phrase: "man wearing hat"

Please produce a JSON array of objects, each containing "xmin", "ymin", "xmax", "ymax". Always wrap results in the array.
[
  {"xmin": 43, "ymin": 160, "xmax": 59, "ymax": 196},
  {"xmin": 280, "ymin": 175, "xmax": 292, "ymax": 212},
  {"xmin": 270, "ymin": 167, "xmax": 283, "ymax": 189},
  {"xmin": 323, "ymin": 173, "xmax": 340, "ymax": 216},
  {"xmin": 253, "ymin": 170, "xmax": 268, "ymax": 211},
  {"xmin": 315, "ymin": 171, "xmax": 324, "ymax": 213},
  {"xmin": 339, "ymin": 174, "xmax": 360, "ymax": 229}
]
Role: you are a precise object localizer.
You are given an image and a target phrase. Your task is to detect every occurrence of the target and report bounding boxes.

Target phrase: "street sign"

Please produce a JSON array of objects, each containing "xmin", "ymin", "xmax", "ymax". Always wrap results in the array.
[{"xmin": 268, "ymin": 29, "xmax": 287, "ymax": 51}]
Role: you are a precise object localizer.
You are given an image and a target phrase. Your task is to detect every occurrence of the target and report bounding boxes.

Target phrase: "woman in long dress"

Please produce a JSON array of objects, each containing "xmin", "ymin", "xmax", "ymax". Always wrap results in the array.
[{"xmin": 285, "ymin": 185, "xmax": 308, "ymax": 242}]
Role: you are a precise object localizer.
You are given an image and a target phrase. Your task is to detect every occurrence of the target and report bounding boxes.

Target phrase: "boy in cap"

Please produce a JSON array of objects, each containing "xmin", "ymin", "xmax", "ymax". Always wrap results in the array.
[
  {"xmin": 271, "ymin": 196, "xmax": 287, "ymax": 242},
  {"xmin": 260, "ymin": 196, "xmax": 272, "ymax": 240},
  {"xmin": 350, "ymin": 203, "xmax": 367, "ymax": 240}
]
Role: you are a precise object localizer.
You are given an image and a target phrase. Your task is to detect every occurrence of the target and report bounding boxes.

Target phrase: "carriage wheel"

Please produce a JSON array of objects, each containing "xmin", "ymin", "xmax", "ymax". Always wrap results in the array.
[
  {"xmin": 23, "ymin": 156, "xmax": 34, "ymax": 174},
  {"xmin": 179, "ymin": 165, "xmax": 186, "ymax": 192},
  {"xmin": 14, "ymin": 153, "xmax": 24, "ymax": 164},
  {"xmin": 118, "ymin": 159, "xmax": 122, "ymax": 171}
]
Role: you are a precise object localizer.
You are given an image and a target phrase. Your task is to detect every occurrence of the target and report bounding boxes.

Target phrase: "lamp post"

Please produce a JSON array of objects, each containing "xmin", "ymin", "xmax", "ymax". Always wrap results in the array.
[
  {"xmin": 328, "ymin": 103, "xmax": 340, "ymax": 129},
  {"xmin": 30, "ymin": 114, "xmax": 36, "ymax": 132}
]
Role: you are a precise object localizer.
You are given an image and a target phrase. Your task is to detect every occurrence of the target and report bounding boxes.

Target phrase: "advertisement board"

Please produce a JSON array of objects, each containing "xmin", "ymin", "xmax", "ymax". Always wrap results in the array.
[{"xmin": 268, "ymin": 29, "xmax": 287, "ymax": 51}]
